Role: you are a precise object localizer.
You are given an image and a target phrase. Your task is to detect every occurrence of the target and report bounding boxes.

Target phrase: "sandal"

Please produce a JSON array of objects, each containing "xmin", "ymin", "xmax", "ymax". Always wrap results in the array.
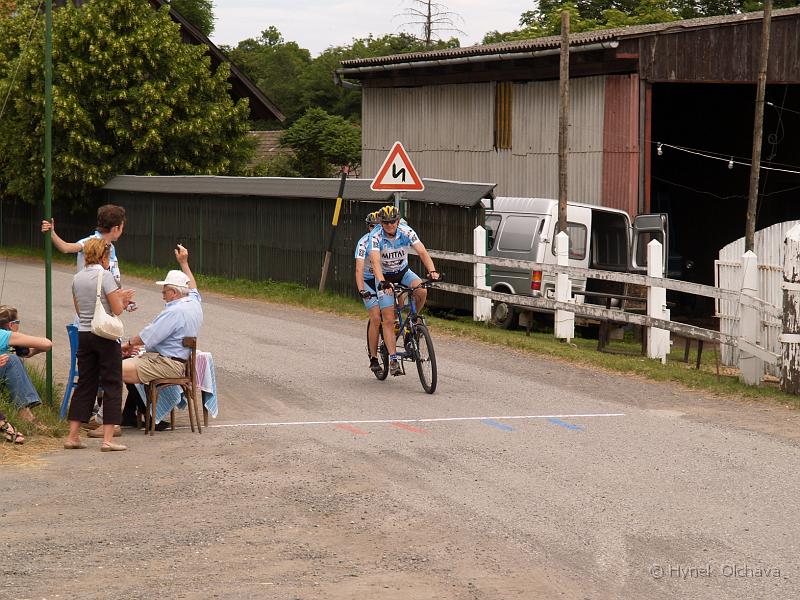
[
  {"xmin": 0, "ymin": 420, "xmax": 25, "ymax": 444},
  {"xmin": 17, "ymin": 407, "xmax": 49, "ymax": 432}
]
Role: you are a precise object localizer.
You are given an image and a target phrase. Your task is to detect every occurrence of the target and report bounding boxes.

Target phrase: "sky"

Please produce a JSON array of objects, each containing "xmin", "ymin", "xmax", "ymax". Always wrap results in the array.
[{"xmin": 210, "ymin": 1, "xmax": 532, "ymax": 55}]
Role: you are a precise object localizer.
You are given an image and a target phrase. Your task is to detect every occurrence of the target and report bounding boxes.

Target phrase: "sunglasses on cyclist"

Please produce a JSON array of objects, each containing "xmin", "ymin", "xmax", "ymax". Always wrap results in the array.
[{"xmin": 381, "ymin": 218, "xmax": 400, "ymax": 225}]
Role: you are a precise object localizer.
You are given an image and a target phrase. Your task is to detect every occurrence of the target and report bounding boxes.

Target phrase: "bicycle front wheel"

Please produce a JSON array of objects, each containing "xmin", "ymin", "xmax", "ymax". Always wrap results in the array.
[{"xmin": 413, "ymin": 323, "xmax": 437, "ymax": 394}]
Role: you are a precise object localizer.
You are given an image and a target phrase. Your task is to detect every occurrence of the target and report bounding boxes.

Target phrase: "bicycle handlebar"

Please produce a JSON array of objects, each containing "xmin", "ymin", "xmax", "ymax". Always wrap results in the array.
[{"xmin": 360, "ymin": 274, "xmax": 443, "ymax": 298}]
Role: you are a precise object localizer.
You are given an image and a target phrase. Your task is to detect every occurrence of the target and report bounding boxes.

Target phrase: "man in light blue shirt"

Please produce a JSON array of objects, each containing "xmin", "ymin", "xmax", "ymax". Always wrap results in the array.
[{"xmin": 122, "ymin": 244, "xmax": 203, "ymax": 384}]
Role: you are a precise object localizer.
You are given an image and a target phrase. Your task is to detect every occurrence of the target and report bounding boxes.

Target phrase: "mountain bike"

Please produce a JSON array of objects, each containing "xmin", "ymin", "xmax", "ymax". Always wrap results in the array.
[{"xmin": 364, "ymin": 278, "xmax": 440, "ymax": 393}]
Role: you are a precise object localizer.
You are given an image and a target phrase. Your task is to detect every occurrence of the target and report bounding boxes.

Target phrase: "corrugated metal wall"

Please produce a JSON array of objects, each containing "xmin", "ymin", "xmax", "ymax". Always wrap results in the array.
[
  {"xmin": 362, "ymin": 76, "xmax": 608, "ymax": 204},
  {"xmin": 602, "ymin": 74, "xmax": 640, "ymax": 216},
  {"xmin": 0, "ymin": 194, "xmax": 479, "ymax": 311}
]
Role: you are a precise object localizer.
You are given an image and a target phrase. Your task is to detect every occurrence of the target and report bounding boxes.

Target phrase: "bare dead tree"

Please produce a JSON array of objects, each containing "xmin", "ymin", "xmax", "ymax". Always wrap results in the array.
[{"xmin": 396, "ymin": 0, "xmax": 465, "ymax": 48}]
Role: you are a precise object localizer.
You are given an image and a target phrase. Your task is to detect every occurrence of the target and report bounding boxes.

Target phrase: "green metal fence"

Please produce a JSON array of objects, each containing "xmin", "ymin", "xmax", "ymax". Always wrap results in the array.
[{"xmin": 1, "ymin": 191, "xmax": 482, "ymax": 311}]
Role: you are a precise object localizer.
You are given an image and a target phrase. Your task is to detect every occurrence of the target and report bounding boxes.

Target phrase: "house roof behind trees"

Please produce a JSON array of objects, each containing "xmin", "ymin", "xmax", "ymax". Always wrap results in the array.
[
  {"xmin": 52, "ymin": 0, "xmax": 284, "ymax": 121},
  {"xmin": 103, "ymin": 175, "xmax": 496, "ymax": 207},
  {"xmin": 151, "ymin": 0, "xmax": 284, "ymax": 122},
  {"xmin": 341, "ymin": 7, "xmax": 800, "ymax": 68}
]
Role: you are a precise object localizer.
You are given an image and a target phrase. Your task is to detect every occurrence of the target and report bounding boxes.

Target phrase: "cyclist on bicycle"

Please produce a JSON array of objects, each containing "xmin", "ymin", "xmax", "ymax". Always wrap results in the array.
[
  {"xmin": 355, "ymin": 210, "xmax": 383, "ymax": 373},
  {"xmin": 369, "ymin": 205, "xmax": 440, "ymax": 376}
]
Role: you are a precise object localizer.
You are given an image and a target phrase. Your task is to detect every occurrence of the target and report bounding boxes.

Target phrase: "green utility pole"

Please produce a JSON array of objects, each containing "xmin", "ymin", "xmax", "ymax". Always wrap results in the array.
[{"xmin": 43, "ymin": 0, "xmax": 53, "ymax": 404}]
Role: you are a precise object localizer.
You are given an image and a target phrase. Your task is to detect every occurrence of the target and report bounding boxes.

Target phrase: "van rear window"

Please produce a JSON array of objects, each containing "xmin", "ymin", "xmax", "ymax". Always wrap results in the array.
[
  {"xmin": 485, "ymin": 215, "xmax": 501, "ymax": 250},
  {"xmin": 497, "ymin": 216, "xmax": 539, "ymax": 252}
]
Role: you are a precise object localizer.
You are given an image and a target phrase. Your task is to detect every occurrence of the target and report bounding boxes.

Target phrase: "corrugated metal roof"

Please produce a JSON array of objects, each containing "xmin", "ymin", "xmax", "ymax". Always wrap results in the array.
[
  {"xmin": 102, "ymin": 175, "xmax": 496, "ymax": 207},
  {"xmin": 341, "ymin": 7, "xmax": 800, "ymax": 69}
]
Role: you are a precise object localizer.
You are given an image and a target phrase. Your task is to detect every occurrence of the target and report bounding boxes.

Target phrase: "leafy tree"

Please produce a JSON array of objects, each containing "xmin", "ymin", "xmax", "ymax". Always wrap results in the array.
[
  {"xmin": 170, "ymin": 0, "xmax": 215, "ymax": 37},
  {"xmin": 226, "ymin": 30, "xmax": 459, "ymax": 125},
  {"xmin": 482, "ymin": 0, "xmax": 799, "ymax": 43},
  {"xmin": 0, "ymin": 0, "xmax": 253, "ymax": 206},
  {"xmin": 279, "ymin": 107, "xmax": 360, "ymax": 177},
  {"xmin": 225, "ymin": 27, "xmax": 312, "ymax": 125},
  {"xmin": 300, "ymin": 33, "xmax": 460, "ymax": 122}
]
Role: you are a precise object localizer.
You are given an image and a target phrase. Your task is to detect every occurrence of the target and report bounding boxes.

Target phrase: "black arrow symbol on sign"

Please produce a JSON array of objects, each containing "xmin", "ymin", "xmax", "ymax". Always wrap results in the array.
[{"xmin": 392, "ymin": 164, "xmax": 406, "ymax": 182}]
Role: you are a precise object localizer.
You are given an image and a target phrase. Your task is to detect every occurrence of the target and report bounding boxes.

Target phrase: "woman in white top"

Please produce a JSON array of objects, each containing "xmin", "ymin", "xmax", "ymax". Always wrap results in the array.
[{"xmin": 64, "ymin": 238, "xmax": 127, "ymax": 451}]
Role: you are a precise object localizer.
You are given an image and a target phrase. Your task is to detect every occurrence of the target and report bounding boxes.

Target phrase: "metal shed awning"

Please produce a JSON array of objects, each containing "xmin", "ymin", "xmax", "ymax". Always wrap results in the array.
[
  {"xmin": 103, "ymin": 175, "xmax": 496, "ymax": 207},
  {"xmin": 339, "ymin": 7, "xmax": 800, "ymax": 72}
]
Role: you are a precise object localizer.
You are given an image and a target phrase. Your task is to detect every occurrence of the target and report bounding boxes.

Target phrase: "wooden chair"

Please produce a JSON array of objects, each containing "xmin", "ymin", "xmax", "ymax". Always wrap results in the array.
[{"xmin": 144, "ymin": 337, "xmax": 202, "ymax": 436}]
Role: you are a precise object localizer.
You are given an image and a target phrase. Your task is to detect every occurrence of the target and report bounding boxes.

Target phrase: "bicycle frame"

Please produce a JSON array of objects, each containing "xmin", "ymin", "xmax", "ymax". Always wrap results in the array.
[{"xmin": 387, "ymin": 281, "xmax": 426, "ymax": 362}]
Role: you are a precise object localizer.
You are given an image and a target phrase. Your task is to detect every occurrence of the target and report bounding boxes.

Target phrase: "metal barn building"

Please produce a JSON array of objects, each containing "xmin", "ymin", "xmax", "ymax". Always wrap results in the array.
[{"xmin": 338, "ymin": 8, "xmax": 800, "ymax": 304}]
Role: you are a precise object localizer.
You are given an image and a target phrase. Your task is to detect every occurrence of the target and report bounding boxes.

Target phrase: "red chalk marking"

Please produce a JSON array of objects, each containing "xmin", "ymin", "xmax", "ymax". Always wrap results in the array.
[
  {"xmin": 336, "ymin": 424, "xmax": 368, "ymax": 435},
  {"xmin": 391, "ymin": 422, "xmax": 426, "ymax": 434}
]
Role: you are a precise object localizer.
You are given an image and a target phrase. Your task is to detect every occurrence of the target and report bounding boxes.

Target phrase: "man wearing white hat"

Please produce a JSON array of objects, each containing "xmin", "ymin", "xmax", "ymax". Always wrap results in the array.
[{"xmin": 121, "ymin": 244, "xmax": 203, "ymax": 385}]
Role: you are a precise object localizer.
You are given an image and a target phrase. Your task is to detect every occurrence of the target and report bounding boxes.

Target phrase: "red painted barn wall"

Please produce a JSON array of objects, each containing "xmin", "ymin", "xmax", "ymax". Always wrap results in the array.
[{"xmin": 602, "ymin": 74, "xmax": 640, "ymax": 216}]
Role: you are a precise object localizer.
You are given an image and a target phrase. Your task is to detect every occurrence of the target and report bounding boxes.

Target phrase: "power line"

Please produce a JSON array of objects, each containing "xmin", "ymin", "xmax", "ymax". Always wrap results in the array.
[{"xmin": 654, "ymin": 141, "xmax": 800, "ymax": 176}]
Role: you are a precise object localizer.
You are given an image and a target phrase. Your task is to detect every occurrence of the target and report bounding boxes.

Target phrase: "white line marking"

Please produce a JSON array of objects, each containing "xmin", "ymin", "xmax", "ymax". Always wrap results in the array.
[{"xmin": 206, "ymin": 413, "xmax": 625, "ymax": 429}]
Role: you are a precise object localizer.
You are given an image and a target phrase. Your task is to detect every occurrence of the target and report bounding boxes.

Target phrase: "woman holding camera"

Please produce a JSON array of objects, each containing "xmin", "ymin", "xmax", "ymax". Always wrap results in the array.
[{"xmin": 0, "ymin": 305, "xmax": 54, "ymax": 439}]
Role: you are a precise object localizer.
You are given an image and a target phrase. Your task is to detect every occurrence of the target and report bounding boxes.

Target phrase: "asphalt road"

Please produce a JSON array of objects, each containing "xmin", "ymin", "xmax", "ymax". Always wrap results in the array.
[{"xmin": 1, "ymin": 257, "xmax": 799, "ymax": 600}]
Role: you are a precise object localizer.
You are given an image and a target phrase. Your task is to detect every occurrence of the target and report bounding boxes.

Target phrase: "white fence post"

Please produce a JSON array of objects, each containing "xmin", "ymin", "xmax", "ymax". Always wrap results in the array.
[
  {"xmin": 739, "ymin": 250, "xmax": 763, "ymax": 385},
  {"xmin": 554, "ymin": 231, "xmax": 574, "ymax": 341},
  {"xmin": 473, "ymin": 226, "xmax": 492, "ymax": 322},
  {"xmin": 647, "ymin": 239, "xmax": 670, "ymax": 363},
  {"xmin": 780, "ymin": 225, "xmax": 800, "ymax": 393}
]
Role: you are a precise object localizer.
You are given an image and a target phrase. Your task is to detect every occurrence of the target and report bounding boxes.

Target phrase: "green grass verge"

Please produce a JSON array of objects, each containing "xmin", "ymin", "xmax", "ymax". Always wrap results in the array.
[{"xmin": 3, "ymin": 245, "xmax": 800, "ymax": 411}]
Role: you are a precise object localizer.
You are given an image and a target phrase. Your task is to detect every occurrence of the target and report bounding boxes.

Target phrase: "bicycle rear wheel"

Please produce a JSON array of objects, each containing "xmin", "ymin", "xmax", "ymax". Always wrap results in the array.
[
  {"xmin": 367, "ymin": 320, "xmax": 389, "ymax": 380},
  {"xmin": 412, "ymin": 323, "xmax": 437, "ymax": 393}
]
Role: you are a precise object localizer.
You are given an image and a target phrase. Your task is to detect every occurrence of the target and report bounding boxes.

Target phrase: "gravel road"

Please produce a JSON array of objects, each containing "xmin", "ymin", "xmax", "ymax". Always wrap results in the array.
[{"xmin": 1, "ymin": 258, "xmax": 799, "ymax": 600}]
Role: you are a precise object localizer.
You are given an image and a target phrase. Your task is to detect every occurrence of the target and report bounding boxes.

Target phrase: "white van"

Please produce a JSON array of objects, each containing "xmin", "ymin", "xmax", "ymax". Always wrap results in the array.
[{"xmin": 485, "ymin": 197, "xmax": 668, "ymax": 328}]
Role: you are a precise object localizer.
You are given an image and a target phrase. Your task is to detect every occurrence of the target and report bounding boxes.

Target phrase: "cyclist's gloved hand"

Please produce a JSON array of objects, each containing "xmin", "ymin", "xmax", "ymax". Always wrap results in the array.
[
  {"xmin": 358, "ymin": 289, "xmax": 371, "ymax": 299},
  {"xmin": 377, "ymin": 280, "xmax": 392, "ymax": 291},
  {"xmin": 428, "ymin": 271, "xmax": 442, "ymax": 281}
]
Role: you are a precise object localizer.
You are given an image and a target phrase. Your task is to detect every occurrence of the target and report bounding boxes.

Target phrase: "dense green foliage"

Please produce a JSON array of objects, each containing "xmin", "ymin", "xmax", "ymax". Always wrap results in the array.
[
  {"xmin": 171, "ymin": 0, "xmax": 215, "ymax": 37},
  {"xmin": 276, "ymin": 107, "xmax": 361, "ymax": 177},
  {"xmin": 0, "ymin": 0, "xmax": 253, "ymax": 206},
  {"xmin": 225, "ymin": 30, "xmax": 459, "ymax": 126},
  {"xmin": 483, "ymin": 0, "xmax": 800, "ymax": 42}
]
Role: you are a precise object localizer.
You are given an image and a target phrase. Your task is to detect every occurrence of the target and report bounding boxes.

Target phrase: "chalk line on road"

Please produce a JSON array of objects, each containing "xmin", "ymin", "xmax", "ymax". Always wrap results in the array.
[{"xmin": 205, "ymin": 412, "xmax": 625, "ymax": 429}]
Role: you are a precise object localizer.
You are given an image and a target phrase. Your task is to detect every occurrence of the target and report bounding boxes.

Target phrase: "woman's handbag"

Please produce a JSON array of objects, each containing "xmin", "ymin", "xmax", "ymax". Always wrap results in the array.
[{"xmin": 90, "ymin": 271, "xmax": 124, "ymax": 340}]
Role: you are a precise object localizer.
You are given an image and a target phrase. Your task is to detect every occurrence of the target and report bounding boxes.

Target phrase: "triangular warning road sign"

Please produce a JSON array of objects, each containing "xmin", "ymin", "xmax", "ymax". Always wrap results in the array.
[{"xmin": 370, "ymin": 141, "xmax": 424, "ymax": 191}]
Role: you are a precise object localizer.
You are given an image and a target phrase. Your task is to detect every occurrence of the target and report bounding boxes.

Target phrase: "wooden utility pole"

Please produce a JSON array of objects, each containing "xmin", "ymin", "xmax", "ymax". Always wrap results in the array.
[
  {"xmin": 745, "ymin": 0, "xmax": 772, "ymax": 252},
  {"xmin": 558, "ymin": 10, "xmax": 570, "ymax": 234},
  {"xmin": 318, "ymin": 168, "xmax": 349, "ymax": 293}
]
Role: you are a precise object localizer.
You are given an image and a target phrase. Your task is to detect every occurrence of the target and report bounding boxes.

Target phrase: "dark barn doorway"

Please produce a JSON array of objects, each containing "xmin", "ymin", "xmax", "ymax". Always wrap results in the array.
[{"xmin": 650, "ymin": 82, "xmax": 800, "ymax": 316}]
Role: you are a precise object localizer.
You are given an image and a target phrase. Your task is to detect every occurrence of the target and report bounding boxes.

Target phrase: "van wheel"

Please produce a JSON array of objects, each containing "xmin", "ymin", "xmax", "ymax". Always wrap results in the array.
[{"xmin": 492, "ymin": 301, "xmax": 518, "ymax": 330}]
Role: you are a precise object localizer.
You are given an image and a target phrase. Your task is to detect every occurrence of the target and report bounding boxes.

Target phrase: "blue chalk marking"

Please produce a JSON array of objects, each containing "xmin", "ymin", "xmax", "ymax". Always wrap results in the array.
[
  {"xmin": 481, "ymin": 419, "xmax": 514, "ymax": 432},
  {"xmin": 548, "ymin": 418, "xmax": 584, "ymax": 431}
]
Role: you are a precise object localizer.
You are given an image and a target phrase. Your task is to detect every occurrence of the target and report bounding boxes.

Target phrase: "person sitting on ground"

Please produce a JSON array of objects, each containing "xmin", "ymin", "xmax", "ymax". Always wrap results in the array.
[
  {"xmin": 64, "ymin": 238, "xmax": 127, "ymax": 452},
  {"xmin": 121, "ymin": 245, "xmax": 202, "ymax": 409},
  {"xmin": 0, "ymin": 409, "xmax": 24, "ymax": 444},
  {"xmin": 0, "ymin": 305, "xmax": 54, "ymax": 428}
]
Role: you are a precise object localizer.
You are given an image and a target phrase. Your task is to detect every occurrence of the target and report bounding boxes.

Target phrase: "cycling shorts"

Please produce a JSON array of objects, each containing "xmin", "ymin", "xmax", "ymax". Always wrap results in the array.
[
  {"xmin": 361, "ymin": 278, "xmax": 380, "ymax": 310},
  {"xmin": 378, "ymin": 268, "xmax": 421, "ymax": 309}
]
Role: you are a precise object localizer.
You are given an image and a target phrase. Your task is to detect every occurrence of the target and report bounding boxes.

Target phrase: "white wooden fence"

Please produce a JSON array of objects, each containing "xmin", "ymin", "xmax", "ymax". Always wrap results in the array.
[
  {"xmin": 715, "ymin": 220, "xmax": 798, "ymax": 376},
  {"xmin": 425, "ymin": 226, "xmax": 782, "ymax": 381}
]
